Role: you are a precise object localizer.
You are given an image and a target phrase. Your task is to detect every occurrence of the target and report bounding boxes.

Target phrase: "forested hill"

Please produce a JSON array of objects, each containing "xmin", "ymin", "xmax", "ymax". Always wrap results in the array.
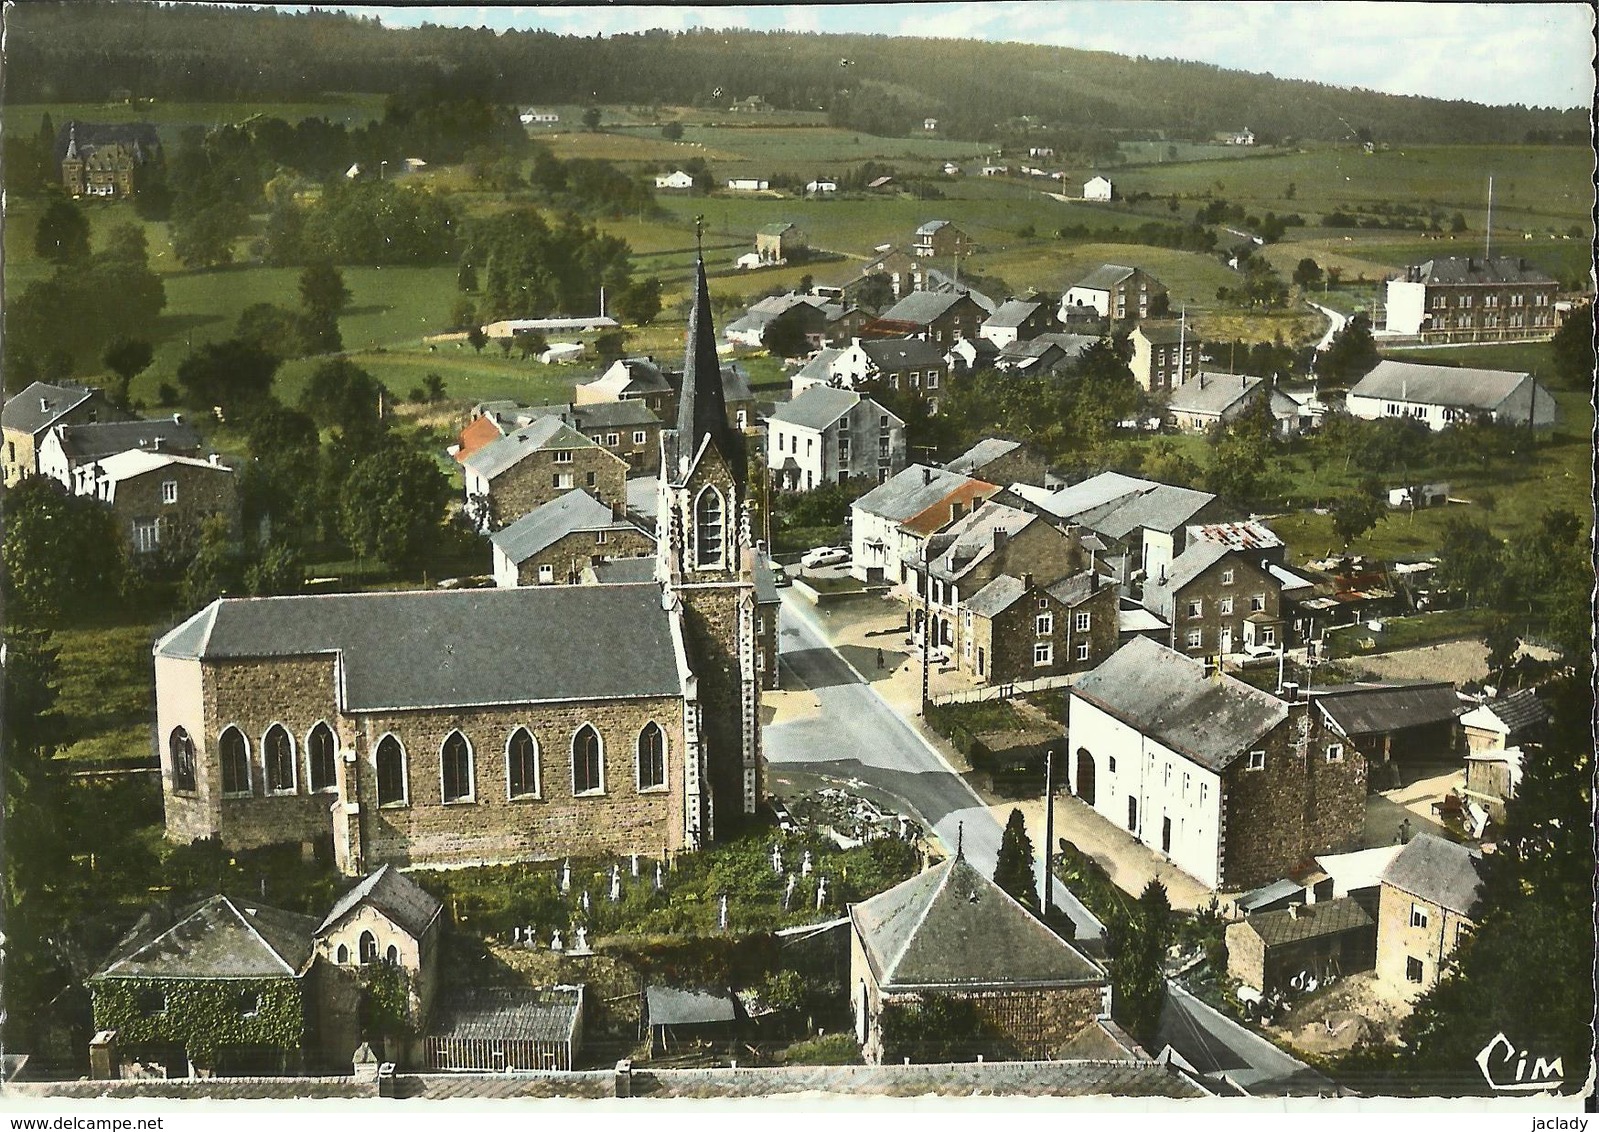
[{"xmin": 6, "ymin": 3, "xmax": 1585, "ymax": 146}]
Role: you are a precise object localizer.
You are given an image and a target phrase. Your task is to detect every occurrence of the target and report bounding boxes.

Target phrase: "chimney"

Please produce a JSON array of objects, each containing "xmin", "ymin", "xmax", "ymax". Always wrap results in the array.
[
  {"xmin": 922, "ymin": 466, "xmax": 932, "ymax": 485},
  {"xmin": 1287, "ymin": 903, "xmax": 1301, "ymax": 920},
  {"xmin": 1022, "ymin": 572, "xmax": 1033, "ymax": 591},
  {"xmin": 151, "ymin": 436, "xmax": 163, "ymax": 452},
  {"xmin": 209, "ymin": 453, "xmax": 222, "ymax": 466},
  {"xmin": 992, "ymin": 527, "xmax": 1008, "ymax": 550},
  {"xmin": 1282, "ymin": 681, "xmax": 1299, "ymax": 703}
]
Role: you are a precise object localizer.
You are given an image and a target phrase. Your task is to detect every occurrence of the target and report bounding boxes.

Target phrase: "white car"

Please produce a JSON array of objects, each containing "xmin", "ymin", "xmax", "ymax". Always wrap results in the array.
[{"xmin": 800, "ymin": 546, "xmax": 850, "ymax": 570}]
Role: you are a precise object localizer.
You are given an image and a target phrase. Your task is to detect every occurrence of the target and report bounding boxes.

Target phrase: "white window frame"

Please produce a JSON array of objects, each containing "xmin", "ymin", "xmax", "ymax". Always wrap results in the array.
[
  {"xmin": 693, "ymin": 485, "xmax": 727, "ymax": 570},
  {"xmin": 506, "ymin": 728, "xmax": 542, "ymax": 800},
  {"xmin": 1074, "ymin": 611, "xmax": 1090, "ymax": 632},
  {"xmin": 1033, "ymin": 642, "xmax": 1053, "ymax": 667},
  {"xmin": 537, "ymin": 564, "xmax": 555, "ymax": 584},
  {"xmin": 1036, "ymin": 612, "xmax": 1053, "ymax": 636},
  {"xmin": 134, "ymin": 518, "xmax": 161, "ymax": 554},
  {"xmin": 633, "ymin": 430, "xmax": 648, "ymax": 445},
  {"xmin": 555, "ymin": 473, "xmax": 574, "ymax": 490},
  {"xmin": 1246, "ymin": 749, "xmax": 1266, "ymax": 771},
  {"xmin": 161, "ymin": 479, "xmax": 178, "ymax": 505},
  {"xmin": 1219, "ymin": 596, "xmax": 1233, "ymax": 616},
  {"xmin": 1185, "ymin": 630, "xmax": 1203, "ymax": 650},
  {"xmin": 1325, "ymin": 743, "xmax": 1344, "ymax": 762},
  {"xmin": 1410, "ymin": 903, "xmax": 1429, "ymax": 929},
  {"xmin": 605, "ymin": 432, "xmax": 620, "ymax": 446},
  {"xmin": 1187, "ymin": 599, "xmax": 1203, "ymax": 619},
  {"xmin": 553, "ymin": 449, "xmax": 574, "ymax": 464},
  {"xmin": 1075, "ymin": 642, "xmax": 1090, "ymax": 662},
  {"xmin": 439, "ymin": 729, "xmax": 476, "ymax": 805}
]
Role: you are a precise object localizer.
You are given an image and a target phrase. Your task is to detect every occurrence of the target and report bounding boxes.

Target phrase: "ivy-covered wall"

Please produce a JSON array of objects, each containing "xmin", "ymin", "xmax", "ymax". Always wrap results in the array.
[{"xmin": 90, "ymin": 977, "xmax": 306, "ymax": 1062}]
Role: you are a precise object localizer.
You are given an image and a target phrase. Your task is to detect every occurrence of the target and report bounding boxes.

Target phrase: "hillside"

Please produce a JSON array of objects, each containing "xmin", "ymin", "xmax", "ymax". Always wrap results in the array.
[{"xmin": 5, "ymin": 4, "xmax": 1586, "ymax": 148}]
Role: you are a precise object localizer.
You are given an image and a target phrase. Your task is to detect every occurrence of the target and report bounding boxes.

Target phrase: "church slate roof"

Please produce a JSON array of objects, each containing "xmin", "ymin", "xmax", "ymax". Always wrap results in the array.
[
  {"xmin": 318, "ymin": 865, "xmax": 443, "ymax": 938},
  {"xmin": 153, "ymin": 585, "xmax": 683, "ymax": 712},
  {"xmin": 94, "ymin": 896, "xmax": 318, "ymax": 981},
  {"xmin": 849, "ymin": 854, "xmax": 1104, "ymax": 990}
]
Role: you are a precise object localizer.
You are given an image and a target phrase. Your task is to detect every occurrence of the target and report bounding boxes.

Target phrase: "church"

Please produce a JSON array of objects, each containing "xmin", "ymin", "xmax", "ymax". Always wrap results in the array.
[{"xmin": 151, "ymin": 253, "xmax": 764, "ymax": 873}]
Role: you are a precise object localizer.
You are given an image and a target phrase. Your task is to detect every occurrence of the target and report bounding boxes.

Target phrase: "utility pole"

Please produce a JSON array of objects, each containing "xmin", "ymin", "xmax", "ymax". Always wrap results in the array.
[
  {"xmin": 920, "ymin": 541, "xmax": 932, "ymax": 716},
  {"xmin": 1041, "ymin": 746, "xmax": 1056, "ymax": 915}
]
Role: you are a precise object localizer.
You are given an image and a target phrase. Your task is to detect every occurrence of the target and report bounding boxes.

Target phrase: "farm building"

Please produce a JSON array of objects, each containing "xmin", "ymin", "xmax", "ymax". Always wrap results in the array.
[
  {"xmin": 424, "ymin": 986, "xmax": 585, "ymax": 1071},
  {"xmin": 1225, "ymin": 898, "xmax": 1376, "ymax": 997},
  {"xmin": 1083, "ymin": 176, "xmax": 1113, "ymax": 201},
  {"xmin": 1346, "ymin": 360, "xmax": 1556, "ymax": 431}
]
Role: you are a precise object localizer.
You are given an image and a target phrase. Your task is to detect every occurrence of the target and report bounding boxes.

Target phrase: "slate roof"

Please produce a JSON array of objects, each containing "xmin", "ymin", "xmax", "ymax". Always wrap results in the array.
[
  {"xmin": 1087, "ymin": 483, "xmax": 1218, "ymax": 541},
  {"xmin": 1147, "ymin": 541, "xmax": 1232, "ymax": 602},
  {"xmin": 1462, "ymin": 688, "xmax": 1550, "ymax": 735},
  {"xmin": 319, "ymin": 865, "xmax": 443, "ymax": 937},
  {"xmin": 583, "ymin": 358, "xmax": 672, "ymax": 397},
  {"xmin": 589, "ymin": 558, "xmax": 659, "ymax": 585},
  {"xmin": 983, "ymin": 299, "xmax": 1042, "ymax": 329},
  {"xmin": 1409, "ymin": 255, "xmax": 1556, "ymax": 286},
  {"xmin": 1241, "ymin": 897, "xmax": 1373, "ymax": 948},
  {"xmin": 153, "ymin": 586, "xmax": 682, "ymax": 712},
  {"xmin": 1380, "ymin": 833, "xmax": 1485, "ymax": 918},
  {"xmin": 430, "ymin": 986, "xmax": 584, "ymax": 1044},
  {"xmin": 854, "ymin": 465, "xmax": 985, "ymax": 523},
  {"xmin": 1168, "ymin": 373, "xmax": 1263, "ymax": 417},
  {"xmin": 1071, "ymin": 637, "xmax": 1288, "ymax": 772},
  {"xmin": 860, "ymin": 336, "xmax": 946, "ymax": 370},
  {"xmin": 1349, "ymin": 360, "xmax": 1535, "ymax": 413},
  {"xmin": 964, "ymin": 574, "xmax": 1028, "ymax": 618},
  {"xmin": 94, "ymin": 896, "xmax": 318, "ymax": 981},
  {"xmin": 1011, "ymin": 473, "xmax": 1151, "ymax": 520},
  {"xmin": 50, "ymin": 418, "xmax": 202, "ymax": 462},
  {"xmin": 1134, "ymin": 321, "xmax": 1189, "ymax": 345},
  {"xmin": 1045, "ymin": 571, "xmax": 1098, "ymax": 607},
  {"xmin": 2, "ymin": 382, "xmax": 100, "ymax": 436},
  {"xmin": 794, "ymin": 348, "xmax": 844, "ymax": 384},
  {"xmin": 758, "ymin": 222, "xmax": 798, "ymax": 237},
  {"xmin": 915, "ymin": 219, "xmax": 953, "ymax": 237},
  {"xmin": 1071, "ymin": 264, "xmax": 1137, "ymax": 291},
  {"xmin": 944, "ymin": 438, "xmax": 1021, "ymax": 476},
  {"xmin": 769, "ymin": 386, "xmax": 865, "ymax": 431},
  {"xmin": 926, "ymin": 501, "xmax": 1040, "ymax": 581},
  {"xmin": 645, "ymin": 985, "xmax": 740, "ymax": 1025},
  {"xmin": 1312, "ymin": 681, "xmax": 1465, "ymax": 737},
  {"xmin": 490, "ymin": 489, "xmax": 644, "ymax": 566},
  {"xmin": 879, "ymin": 290, "xmax": 969, "ymax": 327},
  {"xmin": 572, "ymin": 400, "xmax": 659, "ymax": 430},
  {"xmin": 850, "ymin": 854, "xmax": 1104, "ymax": 989},
  {"xmin": 92, "ymin": 450, "xmax": 231, "ymax": 500},
  {"xmin": 461, "ymin": 417, "xmax": 597, "ymax": 481}
]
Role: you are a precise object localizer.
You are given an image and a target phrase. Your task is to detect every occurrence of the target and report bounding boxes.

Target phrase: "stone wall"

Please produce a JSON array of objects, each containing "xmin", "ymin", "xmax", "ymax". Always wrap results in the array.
[
  {"xmin": 490, "ymin": 446, "xmax": 628, "ymax": 521},
  {"xmin": 972, "ymin": 579, "xmax": 1116, "ymax": 684},
  {"xmin": 1168, "ymin": 552, "xmax": 1281, "ymax": 657},
  {"xmin": 514, "ymin": 528, "xmax": 654, "ymax": 586},
  {"xmin": 1224, "ymin": 921, "xmax": 1267, "ymax": 992},
  {"xmin": 1375, "ymin": 883, "xmax": 1473, "ymax": 999},
  {"xmin": 114, "ymin": 461, "xmax": 239, "ymax": 559}
]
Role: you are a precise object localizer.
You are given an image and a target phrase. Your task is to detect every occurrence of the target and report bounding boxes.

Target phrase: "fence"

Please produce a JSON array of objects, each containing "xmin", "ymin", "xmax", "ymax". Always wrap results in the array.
[{"xmin": 929, "ymin": 672, "xmax": 1081, "ymax": 707}]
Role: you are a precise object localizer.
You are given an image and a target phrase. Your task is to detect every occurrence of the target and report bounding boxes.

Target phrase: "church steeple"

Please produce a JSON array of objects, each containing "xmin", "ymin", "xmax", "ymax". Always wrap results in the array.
[{"xmin": 674, "ymin": 221, "xmax": 743, "ymax": 485}]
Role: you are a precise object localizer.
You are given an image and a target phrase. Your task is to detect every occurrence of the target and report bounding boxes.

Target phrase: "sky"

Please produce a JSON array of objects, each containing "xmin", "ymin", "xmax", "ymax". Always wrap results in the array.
[{"xmin": 274, "ymin": 2, "xmax": 1596, "ymax": 109}]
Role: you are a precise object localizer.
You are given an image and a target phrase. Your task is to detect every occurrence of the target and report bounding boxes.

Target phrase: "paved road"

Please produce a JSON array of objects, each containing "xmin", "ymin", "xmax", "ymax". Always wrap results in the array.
[
  {"xmin": 1158, "ymin": 982, "xmax": 1330, "ymax": 1096},
  {"xmin": 1308, "ymin": 301, "xmax": 1348, "ymax": 352},
  {"xmin": 767, "ymin": 592, "xmax": 1105, "ymax": 943}
]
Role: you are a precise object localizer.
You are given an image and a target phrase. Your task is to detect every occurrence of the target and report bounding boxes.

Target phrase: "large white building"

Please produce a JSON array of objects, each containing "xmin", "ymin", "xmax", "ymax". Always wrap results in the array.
[
  {"xmin": 849, "ymin": 465, "xmax": 999, "ymax": 585},
  {"xmin": 1346, "ymin": 360, "xmax": 1557, "ymax": 431},
  {"xmin": 766, "ymin": 386, "xmax": 905, "ymax": 492}
]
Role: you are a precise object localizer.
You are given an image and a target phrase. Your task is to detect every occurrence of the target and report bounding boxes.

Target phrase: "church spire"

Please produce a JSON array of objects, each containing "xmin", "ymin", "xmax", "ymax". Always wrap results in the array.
[{"xmin": 675, "ymin": 218, "xmax": 741, "ymax": 483}]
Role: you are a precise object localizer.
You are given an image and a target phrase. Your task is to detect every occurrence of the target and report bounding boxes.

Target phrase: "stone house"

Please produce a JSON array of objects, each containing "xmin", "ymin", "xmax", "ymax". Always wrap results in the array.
[
  {"xmin": 1384, "ymin": 256, "xmax": 1558, "ymax": 340},
  {"xmin": 457, "ymin": 400, "xmax": 662, "ymax": 478},
  {"xmin": 151, "ymin": 255, "xmax": 765, "ymax": 874},
  {"xmin": 874, "ymin": 291, "xmax": 987, "ymax": 350},
  {"xmin": 755, "ymin": 222, "xmax": 807, "ymax": 265},
  {"xmin": 39, "ymin": 416, "xmax": 204, "ymax": 490},
  {"xmin": 1375, "ymin": 834, "xmax": 1484, "ymax": 998},
  {"xmin": 575, "ymin": 357, "xmax": 677, "ymax": 417},
  {"xmin": 1346, "ymin": 360, "xmax": 1556, "ymax": 431},
  {"xmin": 1141, "ymin": 542, "xmax": 1284, "ymax": 659},
  {"xmin": 1066, "ymin": 640, "xmax": 1369, "ymax": 891},
  {"xmin": 911, "ymin": 220, "xmax": 972, "ymax": 259},
  {"xmin": 979, "ymin": 299, "xmax": 1056, "ymax": 348},
  {"xmin": 490, "ymin": 489, "xmax": 655, "ymax": 586},
  {"xmin": 848, "ymin": 853, "xmax": 1109, "ymax": 1064},
  {"xmin": 461, "ymin": 416, "xmax": 629, "ymax": 525},
  {"xmin": 1128, "ymin": 321, "xmax": 1199, "ymax": 393},
  {"xmin": 2, "ymin": 380, "xmax": 125, "ymax": 486},
  {"xmin": 958, "ymin": 569, "xmax": 1118, "ymax": 684},
  {"xmin": 942, "ymin": 438, "xmax": 1047, "ymax": 488},
  {"xmin": 1224, "ymin": 898, "xmax": 1376, "ymax": 996},
  {"xmin": 1166, "ymin": 373, "xmax": 1302, "ymax": 436},
  {"xmin": 88, "ymin": 895, "xmax": 319, "ymax": 1078},
  {"xmin": 313, "ymin": 866, "xmax": 443, "ymax": 1067},
  {"xmin": 766, "ymin": 386, "xmax": 906, "ymax": 492},
  {"xmin": 911, "ymin": 500, "xmax": 1089, "ymax": 656},
  {"xmin": 1062, "ymin": 264, "xmax": 1166, "ymax": 322},
  {"xmin": 87, "ymin": 450, "xmax": 239, "ymax": 559},
  {"xmin": 849, "ymin": 465, "xmax": 1000, "ymax": 585}
]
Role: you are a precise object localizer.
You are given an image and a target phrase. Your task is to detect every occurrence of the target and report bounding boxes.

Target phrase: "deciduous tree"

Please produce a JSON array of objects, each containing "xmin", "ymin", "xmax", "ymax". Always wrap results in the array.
[{"xmin": 34, "ymin": 197, "xmax": 90, "ymax": 263}]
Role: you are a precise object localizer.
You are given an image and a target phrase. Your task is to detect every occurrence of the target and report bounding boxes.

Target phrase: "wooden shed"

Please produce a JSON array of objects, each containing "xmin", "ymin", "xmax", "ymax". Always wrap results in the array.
[{"xmin": 424, "ymin": 985, "xmax": 584, "ymax": 1071}]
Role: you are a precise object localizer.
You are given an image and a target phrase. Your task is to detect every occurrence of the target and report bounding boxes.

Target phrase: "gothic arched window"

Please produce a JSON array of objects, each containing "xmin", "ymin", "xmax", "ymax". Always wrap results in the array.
[
  {"xmin": 359, "ymin": 930, "xmax": 379, "ymax": 964},
  {"xmin": 507, "ymin": 728, "xmax": 540, "ymax": 800},
  {"xmin": 637, "ymin": 722, "xmax": 667, "ymax": 792},
  {"xmin": 263, "ymin": 724, "xmax": 295, "ymax": 793},
  {"xmin": 572, "ymin": 725, "xmax": 604, "ymax": 795},
  {"xmin": 376, "ymin": 735, "xmax": 407, "ymax": 806},
  {"xmin": 441, "ymin": 730, "xmax": 474, "ymax": 803},
  {"xmin": 694, "ymin": 486, "xmax": 725, "ymax": 569},
  {"xmin": 170, "ymin": 727, "xmax": 197, "ymax": 793},
  {"xmin": 307, "ymin": 723, "xmax": 337, "ymax": 792},
  {"xmin": 219, "ymin": 727, "xmax": 250, "ymax": 796}
]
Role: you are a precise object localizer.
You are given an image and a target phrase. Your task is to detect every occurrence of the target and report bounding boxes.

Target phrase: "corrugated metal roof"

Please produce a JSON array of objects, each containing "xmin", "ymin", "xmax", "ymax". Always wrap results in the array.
[
  {"xmin": 1313, "ymin": 681, "xmax": 1465, "ymax": 737},
  {"xmin": 430, "ymin": 985, "xmax": 583, "ymax": 1043}
]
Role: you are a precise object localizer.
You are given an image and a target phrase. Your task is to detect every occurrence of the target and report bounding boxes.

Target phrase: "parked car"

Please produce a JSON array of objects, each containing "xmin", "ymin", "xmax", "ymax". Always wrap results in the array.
[
  {"xmin": 800, "ymin": 546, "xmax": 851, "ymax": 570},
  {"xmin": 770, "ymin": 563, "xmax": 792, "ymax": 588}
]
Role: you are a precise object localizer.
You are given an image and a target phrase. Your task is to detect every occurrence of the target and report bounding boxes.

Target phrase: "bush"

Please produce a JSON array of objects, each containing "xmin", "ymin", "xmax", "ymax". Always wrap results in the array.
[{"xmin": 785, "ymin": 1032, "xmax": 861, "ymax": 1065}]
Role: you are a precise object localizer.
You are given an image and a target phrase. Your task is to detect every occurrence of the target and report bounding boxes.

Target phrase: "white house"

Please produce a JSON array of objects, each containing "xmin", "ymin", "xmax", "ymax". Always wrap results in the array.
[
  {"xmin": 726, "ymin": 178, "xmax": 770, "ymax": 192},
  {"xmin": 1166, "ymin": 372, "xmax": 1303, "ymax": 436},
  {"xmin": 805, "ymin": 179, "xmax": 838, "ymax": 196},
  {"xmin": 849, "ymin": 465, "xmax": 998, "ymax": 585},
  {"xmin": 654, "ymin": 170, "xmax": 695, "ymax": 190},
  {"xmin": 923, "ymin": 118, "xmax": 938, "ymax": 132},
  {"xmin": 1083, "ymin": 175, "xmax": 1113, "ymax": 201},
  {"xmin": 1346, "ymin": 360, "xmax": 1557, "ymax": 431},
  {"xmin": 520, "ymin": 109, "xmax": 560, "ymax": 124},
  {"xmin": 766, "ymin": 386, "xmax": 906, "ymax": 493}
]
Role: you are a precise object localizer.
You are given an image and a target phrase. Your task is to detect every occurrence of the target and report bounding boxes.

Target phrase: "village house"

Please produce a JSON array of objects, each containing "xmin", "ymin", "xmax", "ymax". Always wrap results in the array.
[
  {"xmin": 979, "ymin": 299, "xmax": 1056, "ymax": 348},
  {"xmin": 1375, "ymin": 834, "xmax": 1484, "ymax": 998},
  {"xmin": 1128, "ymin": 321, "xmax": 1200, "ymax": 392},
  {"xmin": 959, "ymin": 569, "xmax": 1119, "ymax": 684},
  {"xmin": 872, "ymin": 290, "xmax": 986, "ymax": 349},
  {"xmin": 1459, "ymin": 687, "xmax": 1549, "ymax": 753},
  {"xmin": 911, "ymin": 220, "xmax": 972, "ymax": 259},
  {"xmin": 1082, "ymin": 175, "xmax": 1113, "ymax": 202},
  {"xmin": 725, "ymin": 293, "xmax": 863, "ymax": 354},
  {"xmin": 654, "ymin": 169, "xmax": 695, "ymax": 191},
  {"xmin": 38, "ymin": 416, "xmax": 204, "ymax": 490},
  {"xmin": 755, "ymin": 222, "xmax": 807, "ymax": 265},
  {"xmin": 461, "ymin": 416, "xmax": 629, "ymax": 524},
  {"xmin": 805, "ymin": 178, "xmax": 838, "ymax": 197},
  {"xmin": 149, "ymin": 255, "xmax": 766, "ymax": 875},
  {"xmin": 87, "ymin": 449, "xmax": 239, "ymax": 559},
  {"xmin": 1225, "ymin": 898, "xmax": 1376, "ymax": 998},
  {"xmin": 2, "ymin": 380, "xmax": 127, "ymax": 486},
  {"xmin": 1345, "ymin": 359, "xmax": 1557, "ymax": 431},
  {"xmin": 946, "ymin": 335, "xmax": 1001, "ymax": 375},
  {"xmin": 56, "ymin": 121, "xmax": 163, "ymax": 198},
  {"xmin": 766, "ymin": 386, "xmax": 906, "ymax": 492},
  {"xmin": 1140, "ymin": 541, "xmax": 1285, "ymax": 659},
  {"xmin": 850, "ymin": 465, "xmax": 1000, "ymax": 585},
  {"xmin": 994, "ymin": 333, "xmax": 1099, "ymax": 377},
  {"xmin": 456, "ymin": 401, "xmax": 662, "ymax": 478},
  {"xmin": 1383, "ymin": 256, "xmax": 1559, "ymax": 340},
  {"xmin": 1066, "ymin": 641, "xmax": 1369, "ymax": 891},
  {"xmin": 489, "ymin": 489, "xmax": 654, "ymax": 587},
  {"xmin": 943, "ymin": 438, "xmax": 1047, "ymax": 488},
  {"xmin": 790, "ymin": 336, "xmax": 946, "ymax": 399},
  {"xmin": 1062, "ymin": 265, "xmax": 1167, "ymax": 323},
  {"xmin": 1166, "ymin": 372, "xmax": 1303, "ymax": 436},
  {"xmin": 849, "ymin": 852, "xmax": 1109, "ymax": 1065},
  {"xmin": 519, "ymin": 109, "xmax": 560, "ymax": 124},
  {"xmin": 575, "ymin": 357, "xmax": 677, "ymax": 417}
]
